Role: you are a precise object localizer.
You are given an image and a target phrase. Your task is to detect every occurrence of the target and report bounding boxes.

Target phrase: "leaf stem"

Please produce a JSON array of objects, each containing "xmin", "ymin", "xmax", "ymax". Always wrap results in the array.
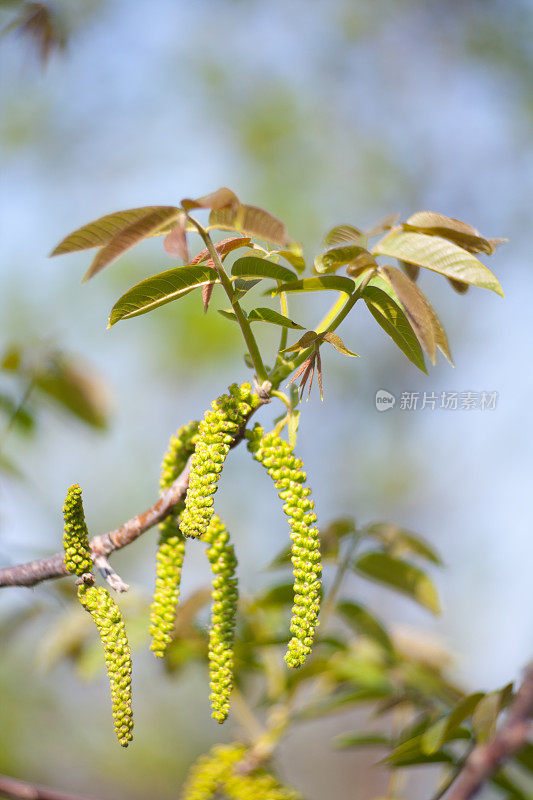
[{"xmin": 186, "ymin": 214, "xmax": 269, "ymax": 383}]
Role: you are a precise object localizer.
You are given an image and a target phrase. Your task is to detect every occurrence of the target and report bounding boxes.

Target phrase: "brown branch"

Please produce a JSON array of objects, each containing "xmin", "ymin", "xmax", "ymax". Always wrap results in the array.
[
  {"xmin": 0, "ymin": 773, "xmax": 100, "ymax": 800},
  {"xmin": 0, "ymin": 395, "xmax": 269, "ymax": 591},
  {"xmin": 444, "ymin": 662, "xmax": 533, "ymax": 800}
]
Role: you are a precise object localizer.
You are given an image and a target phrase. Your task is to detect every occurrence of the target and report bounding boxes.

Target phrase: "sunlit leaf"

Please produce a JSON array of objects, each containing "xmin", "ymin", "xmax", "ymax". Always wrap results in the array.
[
  {"xmin": 386, "ymin": 735, "xmax": 454, "ymax": 767},
  {"xmin": 276, "ymin": 249, "xmax": 306, "ymax": 273},
  {"xmin": 404, "ymin": 211, "xmax": 506, "ymax": 256},
  {"xmin": 271, "ymin": 276, "xmax": 355, "ymax": 296},
  {"xmin": 283, "ymin": 331, "xmax": 319, "ymax": 353},
  {"xmin": 233, "ymin": 278, "xmax": 261, "ymax": 300},
  {"xmin": 337, "ymin": 601, "xmax": 394, "ymax": 654},
  {"xmin": 83, "ymin": 207, "xmax": 182, "ymax": 280},
  {"xmin": 51, "ymin": 206, "xmax": 179, "ymax": 256},
  {"xmin": 472, "ymin": 686, "xmax": 512, "ymax": 743},
  {"xmin": 314, "ymin": 245, "xmax": 367, "ymax": 275},
  {"xmin": 364, "ymin": 523, "xmax": 442, "ymax": 565},
  {"xmin": 209, "ymin": 204, "xmax": 289, "ymax": 247},
  {"xmin": 373, "ymin": 229, "xmax": 504, "ymax": 296},
  {"xmin": 363, "ymin": 286, "xmax": 426, "ymax": 373},
  {"xmin": 334, "ymin": 733, "xmax": 390, "ymax": 750},
  {"xmin": 345, "ymin": 251, "xmax": 379, "ymax": 277},
  {"xmin": 108, "ymin": 265, "xmax": 219, "ymax": 325},
  {"xmin": 181, "ymin": 187, "xmax": 239, "ymax": 212},
  {"xmin": 322, "ymin": 332, "xmax": 358, "ymax": 357},
  {"xmin": 300, "ymin": 687, "xmax": 393, "ymax": 721},
  {"xmin": 324, "ymin": 224, "xmax": 364, "ymax": 248},
  {"xmin": 231, "ymin": 256, "xmax": 297, "ymax": 283},
  {"xmin": 247, "ymin": 307, "xmax": 304, "ymax": 329},
  {"xmin": 163, "ymin": 216, "xmax": 189, "ymax": 261},
  {"xmin": 354, "ymin": 552, "xmax": 441, "ymax": 614}
]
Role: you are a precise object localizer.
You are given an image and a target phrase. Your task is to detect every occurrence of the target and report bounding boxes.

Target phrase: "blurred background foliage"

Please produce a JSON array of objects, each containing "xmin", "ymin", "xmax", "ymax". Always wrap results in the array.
[{"xmin": 0, "ymin": 1, "xmax": 532, "ymax": 798}]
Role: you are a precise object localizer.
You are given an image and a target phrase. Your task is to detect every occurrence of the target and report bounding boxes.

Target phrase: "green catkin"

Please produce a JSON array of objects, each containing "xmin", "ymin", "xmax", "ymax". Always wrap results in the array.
[
  {"xmin": 203, "ymin": 515, "xmax": 238, "ymax": 723},
  {"xmin": 181, "ymin": 743, "xmax": 301, "ymax": 800},
  {"xmin": 150, "ymin": 421, "xmax": 199, "ymax": 657},
  {"xmin": 63, "ymin": 484, "xmax": 93, "ymax": 577},
  {"xmin": 247, "ymin": 425, "xmax": 322, "ymax": 669},
  {"xmin": 180, "ymin": 383, "xmax": 259, "ymax": 539},
  {"xmin": 78, "ymin": 584, "xmax": 134, "ymax": 747}
]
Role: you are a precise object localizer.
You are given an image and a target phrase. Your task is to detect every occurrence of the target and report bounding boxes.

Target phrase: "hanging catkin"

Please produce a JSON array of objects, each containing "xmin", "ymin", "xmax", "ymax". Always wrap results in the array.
[
  {"xmin": 247, "ymin": 425, "xmax": 322, "ymax": 668},
  {"xmin": 63, "ymin": 484, "xmax": 93, "ymax": 576},
  {"xmin": 203, "ymin": 515, "xmax": 238, "ymax": 723},
  {"xmin": 150, "ymin": 421, "xmax": 199, "ymax": 657},
  {"xmin": 78, "ymin": 584, "xmax": 134, "ymax": 747},
  {"xmin": 180, "ymin": 383, "xmax": 259, "ymax": 539}
]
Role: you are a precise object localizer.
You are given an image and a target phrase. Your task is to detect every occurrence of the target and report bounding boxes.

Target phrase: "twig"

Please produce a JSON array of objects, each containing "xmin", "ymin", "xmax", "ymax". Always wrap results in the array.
[
  {"xmin": 0, "ymin": 773, "xmax": 99, "ymax": 800},
  {"xmin": 93, "ymin": 555, "xmax": 129, "ymax": 593},
  {"xmin": 444, "ymin": 663, "xmax": 533, "ymax": 800}
]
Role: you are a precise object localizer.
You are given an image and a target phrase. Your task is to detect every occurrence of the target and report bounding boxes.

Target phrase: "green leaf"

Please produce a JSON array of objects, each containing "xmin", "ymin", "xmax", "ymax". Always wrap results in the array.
[
  {"xmin": 373, "ymin": 229, "xmax": 504, "ymax": 296},
  {"xmin": 248, "ymin": 307, "xmax": 304, "ymax": 329},
  {"xmin": 420, "ymin": 718, "xmax": 449, "ymax": 755},
  {"xmin": 515, "ymin": 742, "xmax": 533, "ymax": 773},
  {"xmin": 50, "ymin": 206, "xmax": 180, "ymax": 256},
  {"xmin": 271, "ymin": 275, "xmax": 355, "ymax": 295},
  {"xmin": 364, "ymin": 523, "xmax": 442, "ymax": 565},
  {"xmin": 346, "ymin": 251, "xmax": 379, "ymax": 277},
  {"xmin": 491, "ymin": 769, "xmax": 530, "ymax": 800},
  {"xmin": 472, "ymin": 687, "xmax": 510, "ymax": 743},
  {"xmin": 83, "ymin": 207, "xmax": 182, "ymax": 281},
  {"xmin": 354, "ymin": 552, "xmax": 441, "ymax": 614},
  {"xmin": 440, "ymin": 692, "xmax": 486, "ymax": 745},
  {"xmin": 404, "ymin": 211, "xmax": 506, "ymax": 256},
  {"xmin": 386, "ymin": 735, "xmax": 454, "ymax": 767},
  {"xmin": 314, "ymin": 245, "xmax": 367, "ymax": 275},
  {"xmin": 363, "ymin": 285, "xmax": 426, "ymax": 373},
  {"xmin": 322, "ymin": 332, "xmax": 358, "ymax": 357},
  {"xmin": 253, "ymin": 581, "xmax": 294, "ymax": 609},
  {"xmin": 231, "ymin": 256, "xmax": 297, "ymax": 283},
  {"xmin": 300, "ymin": 687, "xmax": 393, "ymax": 720},
  {"xmin": 233, "ymin": 278, "xmax": 261, "ymax": 300},
  {"xmin": 337, "ymin": 601, "xmax": 394, "ymax": 654},
  {"xmin": 209, "ymin": 203, "xmax": 289, "ymax": 247},
  {"xmin": 324, "ymin": 224, "xmax": 364, "ymax": 248},
  {"xmin": 108, "ymin": 265, "xmax": 219, "ymax": 326},
  {"xmin": 334, "ymin": 733, "xmax": 390, "ymax": 750}
]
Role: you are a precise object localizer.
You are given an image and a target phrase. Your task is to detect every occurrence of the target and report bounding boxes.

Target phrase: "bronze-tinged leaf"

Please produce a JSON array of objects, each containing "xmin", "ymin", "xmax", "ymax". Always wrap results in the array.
[
  {"xmin": 426, "ymin": 299, "xmax": 453, "ymax": 365},
  {"xmin": 283, "ymin": 331, "xmax": 319, "ymax": 352},
  {"xmin": 365, "ymin": 213, "xmax": 400, "ymax": 238},
  {"xmin": 188, "ymin": 236, "xmax": 252, "ymax": 266},
  {"xmin": 209, "ymin": 204, "xmax": 289, "ymax": 247},
  {"xmin": 322, "ymin": 332, "xmax": 358, "ymax": 357},
  {"xmin": 324, "ymin": 224, "xmax": 364, "ymax": 248},
  {"xmin": 404, "ymin": 211, "xmax": 504, "ymax": 256},
  {"xmin": 84, "ymin": 207, "xmax": 182, "ymax": 281},
  {"xmin": 275, "ymin": 249, "xmax": 306, "ymax": 273},
  {"xmin": 399, "ymin": 260, "xmax": 420, "ymax": 282},
  {"xmin": 4, "ymin": 2, "xmax": 65, "ymax": 65},
  {"xmin": 379, "ymin": 266, "xmax": 437, "ymax": 363},
  {"xmin": 51, "ymin": 206, "xmax": 180, "ymax": 256},
  {"xmin": 345, "ymin": 251, "xmax": 378, "ymax": 277},
  {"xmin": 373, "ymin": 228, "xmax": 504, "ymax": 295},
  {"xmin": 202, "ymin": 282, "xmax": 215, "ymax": 313},
  {"xmin": 181, "ymin": 187, "xmax": 239, "ymax": 212},
  {"xmin": 163, "ymin": 216, "xmax": 189, "ymax": 261},
  {"xmin": 35, "ymin": 354, "xmax": 111, "ymax": 429}
]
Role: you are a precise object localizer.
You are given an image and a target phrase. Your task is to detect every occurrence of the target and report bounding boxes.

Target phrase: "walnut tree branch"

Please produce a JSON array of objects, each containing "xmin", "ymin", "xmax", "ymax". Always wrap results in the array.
[
  {"xmin": 444, "ymin": 662, "xmax": 533, "ymax": 800},
  {"xmin": 0, "ymin": 773, "xmax": 99, "ymax": 800}
]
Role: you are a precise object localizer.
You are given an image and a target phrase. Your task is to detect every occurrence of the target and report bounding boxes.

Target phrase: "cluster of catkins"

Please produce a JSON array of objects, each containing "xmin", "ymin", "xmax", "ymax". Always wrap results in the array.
[
  {"xmin": 62, "ymin": 485, "xmax": 133, "ymax": 747},
  {"xmin": 181, "ymin": 743, "xmax": 301, "ymax": 800},
  {"xmin": 180, "ymin": 383, "xmax": 260, "ymax": 538},
  {"xmin": 61, "ymin": 380, "xmax": 323, "ymax": 744},
  {"xmin": 247, "ymin": 425, "xmax": 322, "ymax": 668},
  {"xmin": 150, "ymin": 420, "xmax": 199, "ymax": 658}
]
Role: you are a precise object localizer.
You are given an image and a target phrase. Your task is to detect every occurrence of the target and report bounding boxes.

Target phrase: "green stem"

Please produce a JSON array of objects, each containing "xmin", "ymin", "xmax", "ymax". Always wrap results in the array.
[{"xmin": 186, "ymin": 215, "xmax": 269, "ymax": 384}]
